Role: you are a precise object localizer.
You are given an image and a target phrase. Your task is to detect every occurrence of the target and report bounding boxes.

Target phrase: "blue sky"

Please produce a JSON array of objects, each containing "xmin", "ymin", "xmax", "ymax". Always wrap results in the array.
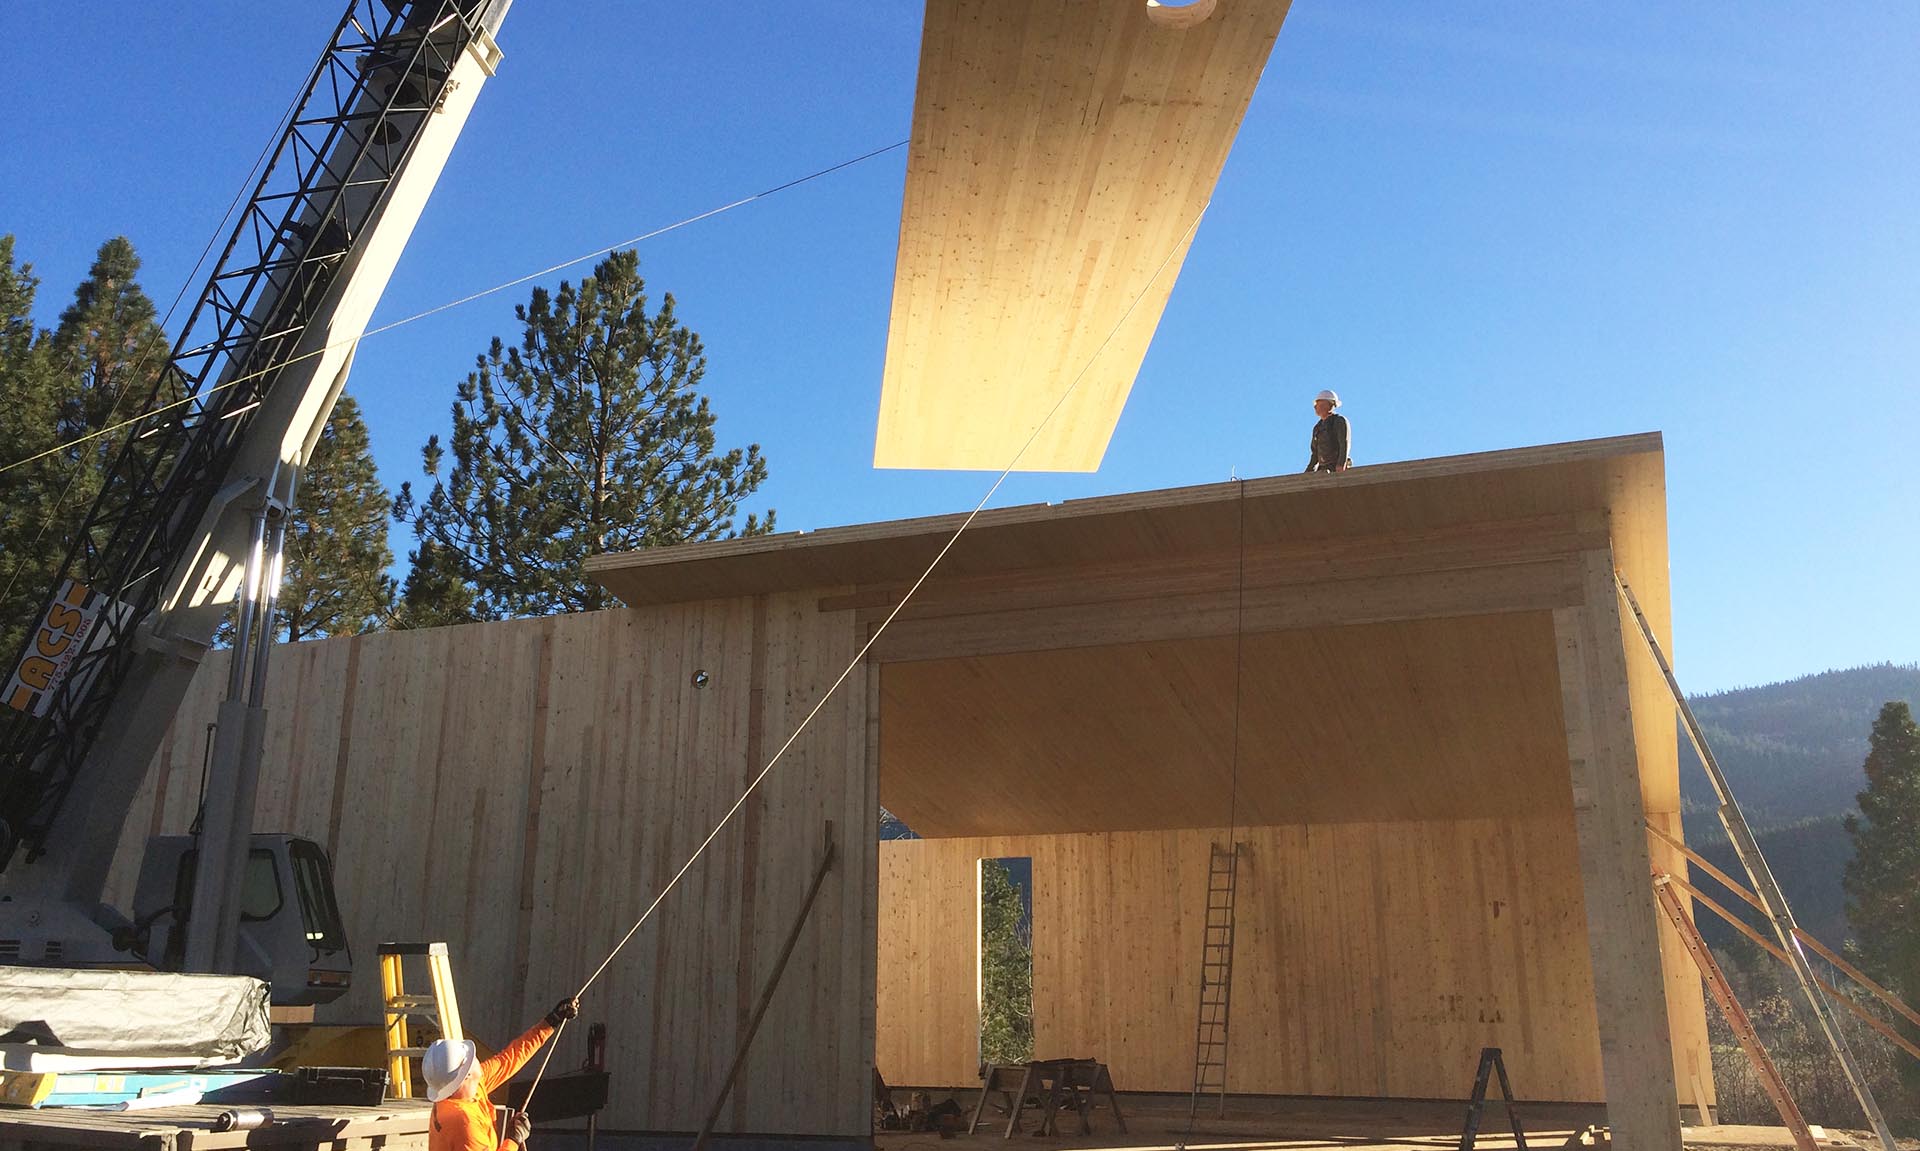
[{"xmin": 3, "ymin": 4, "xmax": 1915, "ymax": 693}]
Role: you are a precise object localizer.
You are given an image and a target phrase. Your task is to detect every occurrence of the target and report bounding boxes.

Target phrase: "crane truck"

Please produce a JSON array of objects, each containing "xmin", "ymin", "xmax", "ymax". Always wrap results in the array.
[{"xmin": 1, "ymin": 0, "xmax": 510, "ymax": 1013}]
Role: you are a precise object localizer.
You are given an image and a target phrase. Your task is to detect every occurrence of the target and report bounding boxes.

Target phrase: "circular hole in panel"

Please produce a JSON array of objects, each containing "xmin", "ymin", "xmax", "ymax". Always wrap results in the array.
[{"xmin": 1145, "ymin": 0, "xmax": 1218, "ymax": 29}]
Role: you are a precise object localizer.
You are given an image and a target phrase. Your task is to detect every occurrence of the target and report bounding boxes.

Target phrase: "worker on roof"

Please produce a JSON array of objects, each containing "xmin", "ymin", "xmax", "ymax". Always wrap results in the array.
[
  {"xmin": 423, "ymin": 996, "xmax": 579, "ymax": 1151},
  {"xmin": 1303, "ymin": 389, "xmax": 1351, "ymax": 474}
]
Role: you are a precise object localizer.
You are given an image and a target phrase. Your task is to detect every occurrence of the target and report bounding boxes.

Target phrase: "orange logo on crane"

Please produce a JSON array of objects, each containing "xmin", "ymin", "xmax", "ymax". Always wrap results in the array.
[{"xmin": 4, "ymin": 580, "xmax": 105, "ymax": 717}]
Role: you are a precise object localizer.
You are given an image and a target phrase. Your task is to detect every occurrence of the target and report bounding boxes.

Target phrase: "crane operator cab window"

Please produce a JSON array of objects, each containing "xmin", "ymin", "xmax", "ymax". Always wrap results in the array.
[
  {"xmin": 288, "ymin": 838, "xmax": 347, "ymax": 951},
  {"xmin": 163, "ymin": 849, "xmax": 283, "ymax": 965}
]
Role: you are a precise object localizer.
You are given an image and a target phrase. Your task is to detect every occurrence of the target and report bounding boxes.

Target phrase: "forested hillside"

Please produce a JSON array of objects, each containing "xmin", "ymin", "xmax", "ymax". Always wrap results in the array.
[
  {"xmin": 1677, "ymin": 663, "xmax": 1920, "ymax": 945},
  {"xmin": 1681, "ymin": 663, "xmax": 1920, "ymax": 826}
]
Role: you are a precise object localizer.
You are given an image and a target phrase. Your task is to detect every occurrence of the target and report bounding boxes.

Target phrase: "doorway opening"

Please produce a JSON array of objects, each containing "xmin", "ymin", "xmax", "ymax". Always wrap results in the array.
[{"xmin": 978, "ymin": 856, "xmax": 1033, "ymax": 1067}]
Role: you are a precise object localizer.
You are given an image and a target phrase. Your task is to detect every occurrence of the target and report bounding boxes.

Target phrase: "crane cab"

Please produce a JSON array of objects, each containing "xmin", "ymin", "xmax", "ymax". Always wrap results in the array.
[{"xmin": 130, "ymin": 834, "xmax": 352, "ymax": 1006}]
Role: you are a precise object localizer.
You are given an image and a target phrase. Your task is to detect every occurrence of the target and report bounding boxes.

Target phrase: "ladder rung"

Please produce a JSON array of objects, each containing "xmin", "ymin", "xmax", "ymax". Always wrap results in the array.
[
  {"xmin": 390, "ymin": 1046, "xmax": 431, "ymax": 1058},
  {"xmin": 387, "ymin": 994, "xmax": 442, "ymax": 1008}
]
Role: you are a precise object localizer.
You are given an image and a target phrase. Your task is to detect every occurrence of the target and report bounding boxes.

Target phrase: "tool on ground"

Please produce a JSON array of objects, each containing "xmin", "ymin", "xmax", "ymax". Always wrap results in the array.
[
  {"xmin": 212, "ymin": 1109, "xmax": 274, "ymax": 1133},
  {"xmin": 1651, "ymin": 872, "xmax": 1815, "ymax": 1151},
  {"xmin": 1458, "ymin": 1047, "xmax": 1527, "ymax": 1150},
  {"xmin": 379, "ymin": 941, "xmax": 464, "ymax": 1101},
  {"xmin": 1616, "ymin": 573, "xmax": 1898, "ymax": 1151}
]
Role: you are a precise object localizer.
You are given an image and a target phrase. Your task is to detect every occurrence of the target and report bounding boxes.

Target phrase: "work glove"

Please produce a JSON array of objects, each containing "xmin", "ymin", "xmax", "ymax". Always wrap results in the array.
[
  {"xmin": 544, "ymin": 996, "xmax": 580, "ymax": 1027},
  {"xmin": 505, "ymin": 1110, "xmax": 531, "ymax": 1145}
]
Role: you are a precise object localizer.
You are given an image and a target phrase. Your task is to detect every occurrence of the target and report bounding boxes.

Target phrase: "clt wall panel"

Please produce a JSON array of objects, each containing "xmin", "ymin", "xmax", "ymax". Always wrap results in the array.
[
  {"xmin": 108, "ymin": 601, "xmax": 875, "ymax": 1137},
  {"xmin": 875, "ymin": 0, "xmax": 1292, "ymax": 471},
  {"xmin": 875, "ymin": 839, "xmax": 985, "ymax": 1087},
  {"xmin": 876, "ymin": 818, "xmax": 1613, "ymax": 1101}
]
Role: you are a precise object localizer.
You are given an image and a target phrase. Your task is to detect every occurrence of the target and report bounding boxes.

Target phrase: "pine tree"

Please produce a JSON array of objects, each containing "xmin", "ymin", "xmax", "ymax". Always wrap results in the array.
[
  {"xmin": 1843, "ymin": 701, "xmax": 1920, "ymax": 1089},
  {"xmin": 277, "ymin": 393, "xmax": 394, "ymax": 642},
  {"xmin": 4, "ymin": 236, "xmax": 171, "ymax": 662},
  {"xmin": 0, "ymin": 236, "xmax": 67, "ymax": 662},
  {"xmin": 393, "ymin": 250, "xmax": 773, "ymax": 621},
  {"xmin": 51, "ymin": 237, "xmax": 172, "ymax": 482},
  {"xmin": 392, "ymin": 541, "xmax": 478, "ymax": 630}
]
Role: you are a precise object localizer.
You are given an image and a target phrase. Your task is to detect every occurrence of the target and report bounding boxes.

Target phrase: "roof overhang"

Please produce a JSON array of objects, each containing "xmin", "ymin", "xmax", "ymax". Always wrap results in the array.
[{"xmin": 589, "ymin": 434, "xmax": 1674, "ymax": 837}]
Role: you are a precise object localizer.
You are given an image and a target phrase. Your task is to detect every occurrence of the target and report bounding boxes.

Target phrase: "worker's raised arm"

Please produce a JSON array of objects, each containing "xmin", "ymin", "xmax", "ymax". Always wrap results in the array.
[{"xmin": 479, "ymin": 997, "xmax": 579, "ymax": 1092}]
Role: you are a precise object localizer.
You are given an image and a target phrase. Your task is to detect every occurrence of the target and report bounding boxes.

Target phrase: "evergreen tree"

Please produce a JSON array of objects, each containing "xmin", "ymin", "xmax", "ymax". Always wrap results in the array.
[
  {"xmin": 1843, "ymin": 701, "xmax": 1920, "ymax": 1089},
  {"xmin": 0, "ymin": 236, "xmax": 66, "ymax": 662},
  {"xmin": 978, "ymin": 860, "xmax": 1033, "ymax": 1065},
  {"xmin": 392, "ymin": 541, "xmax": 476, "ymax": 630},
  {"xmin": 277, "ymin": 393, "xmax": 394, "ymax": 642},
  {"xmin": 3, "ymin": 236, "xmax": 170, "ymax": 661},
  {"xmin": 50, "ymin": 238, "xmax": 172, "ymax": 501},
  {"xmin": 394, "ymin": 250, "xmax": 773, "ymax": 621}
]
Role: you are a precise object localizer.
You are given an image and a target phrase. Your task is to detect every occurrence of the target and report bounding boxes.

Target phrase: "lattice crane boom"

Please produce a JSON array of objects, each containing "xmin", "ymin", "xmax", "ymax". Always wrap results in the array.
[{"xmin": 0, "ymin": 0, "xmax": 509, "ymax": 923}]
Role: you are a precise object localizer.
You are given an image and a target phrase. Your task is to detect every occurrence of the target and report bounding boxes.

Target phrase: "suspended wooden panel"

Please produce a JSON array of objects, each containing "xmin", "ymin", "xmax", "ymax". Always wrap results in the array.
[{"xmin": 872, "ymin": 0, "xmax": 1293, "ymax": 471}]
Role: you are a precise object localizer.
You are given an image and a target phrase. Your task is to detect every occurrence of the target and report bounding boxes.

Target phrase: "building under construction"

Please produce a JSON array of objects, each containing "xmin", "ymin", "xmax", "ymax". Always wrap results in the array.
[
  {"xmin": 4, "ymin": 2, "xmax": 1909, "ymax": 1149},
  {"xmin": 103, "ymin": 433, "xmax": 1715, "ymax": 1146}
]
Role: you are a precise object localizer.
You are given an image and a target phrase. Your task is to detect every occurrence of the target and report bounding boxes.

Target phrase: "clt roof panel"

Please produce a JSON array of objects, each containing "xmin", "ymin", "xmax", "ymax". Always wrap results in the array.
[{"xmin": 872, "ymin": 0, "xmax": 1292, "ymax": 471}]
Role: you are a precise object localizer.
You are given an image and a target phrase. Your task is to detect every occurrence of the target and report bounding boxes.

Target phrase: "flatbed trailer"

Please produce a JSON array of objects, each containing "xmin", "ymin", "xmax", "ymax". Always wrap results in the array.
[{"xmin": 0, "ymin": 1099, "xmax": 430, "ymax": 1151}]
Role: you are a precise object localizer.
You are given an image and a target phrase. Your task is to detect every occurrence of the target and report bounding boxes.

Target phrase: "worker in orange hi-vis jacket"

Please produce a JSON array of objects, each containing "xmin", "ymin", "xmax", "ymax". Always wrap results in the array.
[{"xmin": 422, "ymin": 996, "xmax": 579, "ymax": 1151}]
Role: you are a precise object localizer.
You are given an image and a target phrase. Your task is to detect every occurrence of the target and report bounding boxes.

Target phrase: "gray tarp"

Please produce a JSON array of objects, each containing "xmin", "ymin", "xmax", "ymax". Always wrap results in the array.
[{"xmin": 0, "ymin": 968, "xmax": 270, "ymax": 1062}]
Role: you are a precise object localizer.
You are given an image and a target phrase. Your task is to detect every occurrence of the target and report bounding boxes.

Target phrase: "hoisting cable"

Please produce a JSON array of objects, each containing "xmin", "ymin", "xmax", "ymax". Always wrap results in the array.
[
  {"xmin": 1227, "ymin": 477, "xmax": 1247, "ymax": 844},
  {"xmin": 0, "ymin": 139, "xmax": 909, "ymax": 481},
  {"xmin": 517, "ymin": 203, "xmax": 1214, "ymax": 1116}
]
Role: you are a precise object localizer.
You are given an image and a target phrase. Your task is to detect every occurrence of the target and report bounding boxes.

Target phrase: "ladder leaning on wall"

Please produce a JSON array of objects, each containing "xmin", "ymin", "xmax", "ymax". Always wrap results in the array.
[
  {"xmin": 1615, "ymin": 573, "xmax": 1897, "ymax": 1151},
  {"xmin": 1187, "ymin": 841, "xmax": 1243, "ymax": 1125}
]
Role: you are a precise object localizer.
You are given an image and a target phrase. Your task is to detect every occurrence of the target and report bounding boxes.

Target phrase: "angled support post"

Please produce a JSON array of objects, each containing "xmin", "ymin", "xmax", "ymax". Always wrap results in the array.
[
  {"xmin": 692, "ymin": 821, "xmax": 838, "ymax": 1150},
  {"xmin": 1616, "ymin": 572, "xmax": 1897, "ymax": 1151}
]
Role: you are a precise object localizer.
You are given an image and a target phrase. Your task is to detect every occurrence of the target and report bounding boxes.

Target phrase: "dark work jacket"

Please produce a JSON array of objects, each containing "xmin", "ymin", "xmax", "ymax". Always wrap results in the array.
[{"xmin": 1305, "ymin": 413, "xmax": 1350, "ymax": 473}]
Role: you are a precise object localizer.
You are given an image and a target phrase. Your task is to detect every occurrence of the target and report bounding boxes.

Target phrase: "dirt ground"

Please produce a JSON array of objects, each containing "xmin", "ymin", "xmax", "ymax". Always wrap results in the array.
[{"xmin": 872, "ymin": 1090, "xmax": 1897, "ymax": 1151}]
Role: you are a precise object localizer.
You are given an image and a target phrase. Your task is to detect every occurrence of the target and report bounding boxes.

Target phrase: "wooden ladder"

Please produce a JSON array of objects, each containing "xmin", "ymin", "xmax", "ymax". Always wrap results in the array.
[
  {"xmin": 1187, "ymin": 842, "xmax": 1241, "ymax": 1124},
  {"xmin": 1651, "ymin": 874, "xmax": 1816, "ymax": 1151},
  {"xmin": 379, "ymin": 941, "xmax": 464, "ymax": 1100}
]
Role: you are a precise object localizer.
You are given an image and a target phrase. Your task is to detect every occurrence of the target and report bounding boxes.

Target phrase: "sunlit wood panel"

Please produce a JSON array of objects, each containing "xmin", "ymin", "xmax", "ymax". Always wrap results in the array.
[{"xmin": 874, "ymin": 0, "xmax": 1293, "ymax": 471}]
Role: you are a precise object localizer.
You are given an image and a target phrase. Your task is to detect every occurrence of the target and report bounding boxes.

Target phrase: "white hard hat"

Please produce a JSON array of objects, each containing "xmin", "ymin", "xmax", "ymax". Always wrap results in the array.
[
  {"xmin": 1314, "ymin": 389, "xmax": 1341, "ymax": 407},
  {"xmin": 422, "ymin": 1038, "xmax": 477, "ymax": 1102}
]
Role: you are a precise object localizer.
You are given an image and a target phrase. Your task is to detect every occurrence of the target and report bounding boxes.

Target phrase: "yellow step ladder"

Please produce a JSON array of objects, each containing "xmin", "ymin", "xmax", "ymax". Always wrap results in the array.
[{"xmin": 379, "ymin": 941, "xmax": 464, "ymax": 1100}]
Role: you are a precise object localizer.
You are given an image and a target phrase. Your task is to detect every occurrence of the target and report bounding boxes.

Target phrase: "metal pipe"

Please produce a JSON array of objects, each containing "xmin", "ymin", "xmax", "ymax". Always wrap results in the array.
[
  {"xmin": 247, "ymin": 504, "xmax": 289, "ymax": 704},
  {"xmin": 225, "ymin": 501, "xmax": 270, "ymax": 701}
]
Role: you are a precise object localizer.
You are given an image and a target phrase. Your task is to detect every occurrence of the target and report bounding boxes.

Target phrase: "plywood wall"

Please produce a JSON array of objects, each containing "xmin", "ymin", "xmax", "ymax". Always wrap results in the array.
[
  {"xmin": 877, "ymin": 819, "xmax": 1617, "ymax": 1101},
  {"xmin": 106, "ymin": 599, "xmax": 875, "ymax": 1137}
]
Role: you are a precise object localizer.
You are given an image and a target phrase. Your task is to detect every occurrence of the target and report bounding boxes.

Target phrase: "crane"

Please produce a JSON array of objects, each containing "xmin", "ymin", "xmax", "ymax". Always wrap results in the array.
[{"xmin": 0, "ymin": 0, "xmax": 510, "ymax": 1005}]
